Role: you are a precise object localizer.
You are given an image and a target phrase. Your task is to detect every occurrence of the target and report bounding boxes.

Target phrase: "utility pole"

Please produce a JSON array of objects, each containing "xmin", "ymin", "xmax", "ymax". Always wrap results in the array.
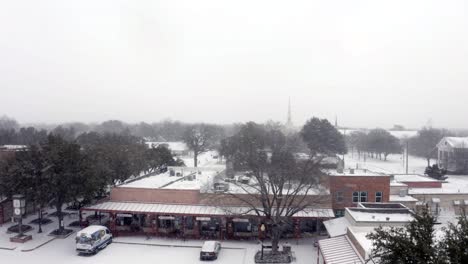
[{"xmin": 406, "ymin": 141, "xmax": 409, "ymax": 174}]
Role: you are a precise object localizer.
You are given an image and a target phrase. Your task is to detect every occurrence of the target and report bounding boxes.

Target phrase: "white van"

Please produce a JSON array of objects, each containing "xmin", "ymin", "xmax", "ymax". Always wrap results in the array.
[{"xmin": 76, "ymin": 225, "xmax": 112, "ymax": 254}]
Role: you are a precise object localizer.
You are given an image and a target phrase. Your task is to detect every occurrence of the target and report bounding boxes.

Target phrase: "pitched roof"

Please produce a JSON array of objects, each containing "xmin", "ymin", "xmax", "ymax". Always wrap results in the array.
[
  {"xmin": 439, "ymin": 137, "xmax": 468, "ymax": 149},
  {"xmin": 319, "ymin": 236, "xmax": 364, "ymax": 264}
]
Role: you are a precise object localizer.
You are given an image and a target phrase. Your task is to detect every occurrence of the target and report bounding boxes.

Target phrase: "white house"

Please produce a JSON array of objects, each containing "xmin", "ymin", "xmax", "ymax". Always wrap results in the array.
[{"xmin": 437, "ymin": 137, "xmax": 468, "ymax": 174}]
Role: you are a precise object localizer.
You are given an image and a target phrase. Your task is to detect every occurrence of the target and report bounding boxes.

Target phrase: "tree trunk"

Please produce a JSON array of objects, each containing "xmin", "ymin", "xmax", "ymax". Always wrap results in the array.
[
  {"xmin": 271, "ymin": 228, "xmax": 281, "ymax": 254},
  {"xmin": 38, "ymin": 207, "xmax": 43, "ymax": 233},
  {"xmin": 56, "ymin": 202, "xmax": 64, "ymax": 233},
  {"xmin": 194, "ymin": 152, "xmax": 198, "ymax": 168}
]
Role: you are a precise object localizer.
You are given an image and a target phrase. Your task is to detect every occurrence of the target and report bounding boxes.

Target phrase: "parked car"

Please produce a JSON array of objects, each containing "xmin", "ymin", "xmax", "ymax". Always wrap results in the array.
[
  {"xmin": 76, "ymin": 225, "xmax": 112, "ymax": 255},
  {"xmin": 200, "ymin": 241, "xmax": 221, "ymax": 260}
]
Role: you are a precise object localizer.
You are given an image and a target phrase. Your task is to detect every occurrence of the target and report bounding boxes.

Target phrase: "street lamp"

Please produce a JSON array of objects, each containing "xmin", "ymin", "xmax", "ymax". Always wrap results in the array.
[
  {"xmin": 12, "ymin": 194, "xmax": 26, "ymax": 237},
  {"xmin": 260, "ymin": 223, "xmax": 266, "ymax": 260}
]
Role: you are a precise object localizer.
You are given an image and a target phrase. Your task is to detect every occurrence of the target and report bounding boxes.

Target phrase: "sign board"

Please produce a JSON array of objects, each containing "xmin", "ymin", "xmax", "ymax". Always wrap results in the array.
[
  {"xmin": 158, "ymin": 216, "xmax": 175, "ymax": 220},
  {"xmin": 117, "ymin": 213, "xmax": 133, "ymax": 218},
  {"xmin": 232, "ymin": 218, "xmax": 250, "ymax": 223},
  {"xmin": 196, "ymin": 217, "xmax": 211, "ymax": 221}
]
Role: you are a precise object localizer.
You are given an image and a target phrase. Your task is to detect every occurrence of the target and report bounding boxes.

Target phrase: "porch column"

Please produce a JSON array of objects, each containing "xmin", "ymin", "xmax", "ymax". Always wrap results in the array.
[
  {"xmin": 109, "ymin": 213, "xmax": 116, "ymax": 233},
  {"xmin": 154, "ymin": 214, "xmax": 159, "ymax": 236},
  {"xmin": 79, "ymin": 209, "xmax": 83, "ymax": 227},
  {"xmin": 226, "ymin": 217, "xmax": 233, "ymax": 240},
  {"xmin": 182, "ymin": 216, "xmax": 186, "ymax": 239},
  {"xmin": 193, "ymin": 218, "xmax": 200, "ymax": 239},
  {"xmin": 294, "ymin": 218, "xmax": 301, "ymax": 239}
]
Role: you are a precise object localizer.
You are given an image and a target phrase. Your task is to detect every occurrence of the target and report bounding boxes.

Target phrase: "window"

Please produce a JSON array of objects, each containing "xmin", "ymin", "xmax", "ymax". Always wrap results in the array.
[
  {"xmin": 353, "ymin": 191, "xmax": 368, "ymax": 203},
  {"xmin": 360, "ymin": 192, "xmax": 368, "ymax": 202},
  {"xmin": 375, "ymin": 192, "xmax": 383, "ymax": 202},
  {"xmin": 336, "ymin": 191, "xmax": 344, "ymax": 203},
  {"xmin": 335, "ymin": 210, "xmax": 345, "ymax": 217}
]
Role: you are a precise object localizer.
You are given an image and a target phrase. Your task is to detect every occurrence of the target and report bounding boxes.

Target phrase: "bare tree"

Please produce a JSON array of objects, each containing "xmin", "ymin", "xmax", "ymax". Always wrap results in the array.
[
  {"xmin": 183, "ymin": 124, "xmax": 217, "ymax": 167},
  {"xmin": 219, "ymin": 122, "xmax": 332, "ymax": 254}
]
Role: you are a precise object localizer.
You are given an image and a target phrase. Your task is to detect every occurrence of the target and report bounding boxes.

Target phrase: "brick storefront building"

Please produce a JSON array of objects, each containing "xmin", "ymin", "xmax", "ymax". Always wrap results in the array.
[
  {"xmin": 81, "ymin": 167, "xmax": 335, "ymax": 240},
  {"xmin": 328, "ymin": 169, "xmax": 390, "ymax": 217}
]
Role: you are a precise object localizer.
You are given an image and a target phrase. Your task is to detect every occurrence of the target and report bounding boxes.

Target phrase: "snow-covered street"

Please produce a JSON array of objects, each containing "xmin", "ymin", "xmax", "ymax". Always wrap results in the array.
[{"xmin": 0, "ymin": 235, "xmax": 319, "ymax": 264}]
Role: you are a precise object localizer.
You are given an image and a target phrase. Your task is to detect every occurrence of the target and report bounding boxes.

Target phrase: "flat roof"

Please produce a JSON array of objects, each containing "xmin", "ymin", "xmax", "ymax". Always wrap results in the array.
[
  {"xmin": 120, "ymin": 169, "xmax": 221, "ymax": 190},
  {"xmin": 389, "ymin": 195, "xmax": 419, "ymax": 202},
  {"xmin": 409, "ymin": 175, "xmax": 468, "ymax": 195},
  {"xmin": 347, "ymin": 208, "xmax": 414, "ymax": 223},
  {"xmin": 329, "ymin": 169, "xmax": 386, "ymax": 177}
]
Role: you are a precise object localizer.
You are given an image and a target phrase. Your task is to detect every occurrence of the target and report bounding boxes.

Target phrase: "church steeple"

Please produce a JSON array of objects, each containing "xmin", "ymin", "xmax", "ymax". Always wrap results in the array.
[{"xmin": 286, "ymin": 97, "xmax": 293, "ymax": 129}]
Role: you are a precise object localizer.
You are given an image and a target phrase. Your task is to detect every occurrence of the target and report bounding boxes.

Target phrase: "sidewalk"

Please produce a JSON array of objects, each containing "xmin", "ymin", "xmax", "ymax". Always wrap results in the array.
[{"xmin": 0, "ymin": 207, "xmax": 83, "ymax": 252}]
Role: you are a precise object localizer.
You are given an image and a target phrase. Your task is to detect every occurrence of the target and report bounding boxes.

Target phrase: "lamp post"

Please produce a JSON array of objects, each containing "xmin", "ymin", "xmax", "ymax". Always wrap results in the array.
[
  {"xmin": 260, "ymin": 223, "xmax": 266, "ymax": 260},
  {"xmin": 12, "ymin": 194, "xmax": 26, "ymax": 237}
]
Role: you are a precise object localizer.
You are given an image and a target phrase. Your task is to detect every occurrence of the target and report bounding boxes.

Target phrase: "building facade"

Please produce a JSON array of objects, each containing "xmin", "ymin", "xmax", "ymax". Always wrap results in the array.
[{"xmin": 328, "ymin": 170, "xmax": 390, "ymax": 217}]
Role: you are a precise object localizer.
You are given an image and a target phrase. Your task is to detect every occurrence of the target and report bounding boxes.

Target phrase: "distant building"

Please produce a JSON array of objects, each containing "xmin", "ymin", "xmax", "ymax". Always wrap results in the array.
[
  {"xmin": 437, "ymin": 137, "xmax": 468, "ymax": 174},
  {"xmin": 145, "ymin": 141, "xmax": 190, "ymax": 156}
]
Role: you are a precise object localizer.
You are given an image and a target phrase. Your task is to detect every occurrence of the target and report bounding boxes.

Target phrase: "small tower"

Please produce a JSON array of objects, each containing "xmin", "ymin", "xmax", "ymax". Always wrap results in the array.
[{"xmin": 285, "ymin": 97, "xmax": 294, "ymax": 130}]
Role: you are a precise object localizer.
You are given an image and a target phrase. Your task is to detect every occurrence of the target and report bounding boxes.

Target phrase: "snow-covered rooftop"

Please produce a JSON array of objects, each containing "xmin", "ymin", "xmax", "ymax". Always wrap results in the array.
[
  {"xmin": 83, "ymin": 201, "xmax": 335, "ymax": 218},
  {"xmin": 323, "ymin": 217, "xmax": 351, "ymax": 237},
  {"xmin": 347, "ymin": 208, "xmax": 414, "ymax": 223},
  {"xmin": 389, "ymin": 195, "xmax": 418, "ymax": 202},
  {"xmin": 409, "ymin": 175, "xmax": 468, "ymax": 194},
  {"xmin": 329, "ymin": 169, "xmax": 386, "ymax": 177},
  {"xmin": 438, "ymin": 137, "xmax": 468, "ymax": 149},
  {"xmin": 390, "ymin": 181, "xmax": 408, "ymax": 187},
  {"xmin": 393, "ymin": 174, "xmax": 441, "ymax": 183},
  {"xmin": 120, "ymin": 168, "xmax": 222, "ymax": 190}
]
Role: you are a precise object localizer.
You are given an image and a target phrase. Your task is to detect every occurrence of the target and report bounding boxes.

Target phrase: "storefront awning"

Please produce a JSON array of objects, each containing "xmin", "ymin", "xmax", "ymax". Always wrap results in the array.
[{"xmin": 82, "ymin": 201, "xmax": 334, "ymax": 218}]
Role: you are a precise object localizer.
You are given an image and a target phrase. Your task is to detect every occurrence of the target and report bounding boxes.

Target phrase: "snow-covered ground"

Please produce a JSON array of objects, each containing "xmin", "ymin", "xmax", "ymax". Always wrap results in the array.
[
  {"xmin": 344, "ymin": 152, "xmax": 433, "ymax": 175},
  {"xmin": 0, "ymin": 233, "xmax": 319, "ymax": 264},
  {"xmin": 180, "ymin": 151, "xmax": 223, "ymax": 168}
]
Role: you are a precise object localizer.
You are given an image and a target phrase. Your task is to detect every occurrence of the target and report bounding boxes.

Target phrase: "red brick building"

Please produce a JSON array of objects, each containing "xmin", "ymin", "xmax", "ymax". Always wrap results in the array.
[
  {"xmin": 328, "ymin": 169, "xmax": 390, "ymax": 217},
  {"xmin": 81, "ymin": 167, "xmax": 334, "ymax": 240}
]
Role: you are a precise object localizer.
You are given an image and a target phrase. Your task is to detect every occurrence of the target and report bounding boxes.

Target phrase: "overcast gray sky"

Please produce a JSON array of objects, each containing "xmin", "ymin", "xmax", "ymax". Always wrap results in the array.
[{"xmin": 0, "ymin": 0, "xmax": 467, "ymax": 129}]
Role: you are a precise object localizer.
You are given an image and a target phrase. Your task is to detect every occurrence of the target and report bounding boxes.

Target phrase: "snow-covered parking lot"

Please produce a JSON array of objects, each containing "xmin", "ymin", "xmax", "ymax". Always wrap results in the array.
[{"xmin": 0, "ymin": 235, "xmax": 319, "ymax": 264}]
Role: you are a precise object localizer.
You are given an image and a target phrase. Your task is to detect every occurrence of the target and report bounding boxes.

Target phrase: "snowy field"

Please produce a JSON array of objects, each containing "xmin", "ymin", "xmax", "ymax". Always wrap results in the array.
[{"xmin": 344, "ymin": 152, "xmax": 433, "ymax": 175}]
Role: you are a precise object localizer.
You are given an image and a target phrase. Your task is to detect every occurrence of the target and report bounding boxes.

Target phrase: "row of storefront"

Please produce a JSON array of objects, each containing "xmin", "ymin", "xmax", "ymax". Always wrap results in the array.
[{"xmin": 80, "ymin": 201, "xmax": 333, "ymax": 240}]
